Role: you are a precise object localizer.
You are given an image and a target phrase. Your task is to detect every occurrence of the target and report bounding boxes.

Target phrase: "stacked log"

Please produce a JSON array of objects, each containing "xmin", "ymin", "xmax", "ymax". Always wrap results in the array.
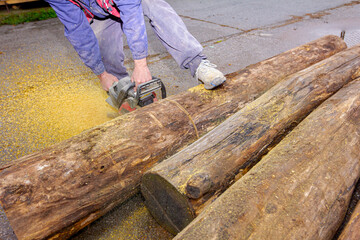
[
  {"xmin": 338, "ymin": 201, "xmax": 360, "ymax": 240},
  {"xmin": 0, "ymin": 36, "xmax": 344, "ymax": 240},
  {"xmin": 141, "ymin": 45, "xmax": 360, "ymax": 234},
  {"xmin": 173, "ymin": 78, "xmax": 360, "ymax": 240}
]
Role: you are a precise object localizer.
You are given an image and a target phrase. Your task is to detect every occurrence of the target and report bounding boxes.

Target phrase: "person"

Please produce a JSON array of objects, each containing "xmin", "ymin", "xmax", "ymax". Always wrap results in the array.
[{"xmin": 45, "ymin": 0, "xmax": 226, "ymax": 92}]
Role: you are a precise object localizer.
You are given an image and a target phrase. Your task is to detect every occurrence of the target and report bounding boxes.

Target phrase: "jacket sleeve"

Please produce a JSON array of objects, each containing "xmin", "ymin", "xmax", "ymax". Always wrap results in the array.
[
  {"xmin": 114, "ymin": 0, "xmax": 148, "ymax": 60},
  {"xmin": 45, "ymin": 0, "xmax": 105, "ymax": 75}
]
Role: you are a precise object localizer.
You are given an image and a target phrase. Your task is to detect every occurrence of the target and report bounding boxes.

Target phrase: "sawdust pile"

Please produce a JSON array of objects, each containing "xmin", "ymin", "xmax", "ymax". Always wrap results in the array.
[
  {"xmin": 0, "ymin": 45, "xmax": 117, "ymax": 164},
  {"xmin": 0, "ymin": 24, "xmax": 172, "ymax": 240}
]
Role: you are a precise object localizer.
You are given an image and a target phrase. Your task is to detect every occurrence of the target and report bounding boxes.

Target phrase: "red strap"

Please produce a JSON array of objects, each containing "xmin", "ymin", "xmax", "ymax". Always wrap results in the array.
[
  {"xmin": 68, "ymin": 0, "xmax": 120, "ymax": 21},
  {"xmin": 95, "ymin": 0, "xmax": 120, "ymax": 18},
  {"xmin": 68, "ymin": 0, "xmax": 94, "ymax": 21}
]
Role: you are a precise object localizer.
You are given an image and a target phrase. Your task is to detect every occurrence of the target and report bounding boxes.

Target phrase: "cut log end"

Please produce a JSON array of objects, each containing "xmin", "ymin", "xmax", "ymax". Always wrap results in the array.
[{"xmin": 141, "ymin": 173, "xmax": 194, "ymax": 235}]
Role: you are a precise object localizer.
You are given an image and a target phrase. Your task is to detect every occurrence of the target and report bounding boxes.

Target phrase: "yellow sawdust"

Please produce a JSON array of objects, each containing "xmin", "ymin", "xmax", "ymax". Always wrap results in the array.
[{"xmin": 0, "ymin": 50, "xmax": 117, "ymax": 163}]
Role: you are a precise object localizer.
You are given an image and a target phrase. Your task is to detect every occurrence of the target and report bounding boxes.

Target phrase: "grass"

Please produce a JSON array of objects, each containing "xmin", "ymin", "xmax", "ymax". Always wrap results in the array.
[{"xmin": 0, "ymin": 7, "xmax": 57, "ymax": 25}]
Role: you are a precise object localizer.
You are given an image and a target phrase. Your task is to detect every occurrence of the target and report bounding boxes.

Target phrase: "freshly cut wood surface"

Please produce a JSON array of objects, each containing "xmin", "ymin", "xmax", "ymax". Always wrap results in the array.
[
  {"xmin": 141, "ymin": 45, "xmax": 360, "ymax": 234},
  {"xmin": 174, "ymin": 79, "xmax": 360, "ymax": 240},
  {"xmin": 0, "ymin": 36, "xmax": 346, "ymax": 240},
  {"xmin": 338, "ymin": 201, "xmax": 360, "ymax": 240}
]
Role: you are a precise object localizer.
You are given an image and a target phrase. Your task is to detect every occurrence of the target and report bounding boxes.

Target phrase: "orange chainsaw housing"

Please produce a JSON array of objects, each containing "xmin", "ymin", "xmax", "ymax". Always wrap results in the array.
[{"xmin": 119, "ymin": 92, "xmax": 158, "ymax": 114}]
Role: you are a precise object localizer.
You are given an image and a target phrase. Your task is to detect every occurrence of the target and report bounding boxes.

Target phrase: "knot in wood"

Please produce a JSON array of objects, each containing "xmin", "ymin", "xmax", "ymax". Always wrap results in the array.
[{"xmin": 185, "ymin": 172, "xmax": 212, "ymax": 199}]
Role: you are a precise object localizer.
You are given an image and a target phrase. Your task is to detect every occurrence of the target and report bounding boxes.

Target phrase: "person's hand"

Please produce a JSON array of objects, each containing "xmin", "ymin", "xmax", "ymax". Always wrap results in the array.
[
  {"xmin": 97, "ymin": 71, "xmax": 119, "ymax": 91},
  {"xmin": 131, "ymin": 58, "xmax": 152, "ymax": 90}
]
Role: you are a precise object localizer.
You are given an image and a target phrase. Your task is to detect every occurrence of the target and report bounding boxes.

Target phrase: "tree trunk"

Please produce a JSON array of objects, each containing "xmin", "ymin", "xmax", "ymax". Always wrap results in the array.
[
  {"xmin": 338, "ymin": 201, "xmax": 360, "ymax": 240},
  {"xmin": 174, "ymin": 78, "xmax": 360, "ymax": 240},
  {"xmin": 141, "ymin": 45, "xmax": 360, "ymax": 234},
  {"xmin": 0, "ymin": 35, "xmax": 345, "ymax": 240}
]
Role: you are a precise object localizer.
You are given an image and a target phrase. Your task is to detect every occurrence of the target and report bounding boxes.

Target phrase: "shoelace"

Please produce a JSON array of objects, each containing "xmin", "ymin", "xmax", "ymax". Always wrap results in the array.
[
  {"xmin": 195, "ymin": 60, "xmax": 218, "ymax": 81},
  {"xmin": 201, "ymin": 60, "xmax": 217, "ymax": 68}
]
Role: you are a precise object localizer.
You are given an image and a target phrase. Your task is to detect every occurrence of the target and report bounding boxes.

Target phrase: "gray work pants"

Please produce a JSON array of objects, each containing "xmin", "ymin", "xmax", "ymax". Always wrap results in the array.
[{"xmin": 91, "ymin": 0, "xmax": 205, "ymax": 80}]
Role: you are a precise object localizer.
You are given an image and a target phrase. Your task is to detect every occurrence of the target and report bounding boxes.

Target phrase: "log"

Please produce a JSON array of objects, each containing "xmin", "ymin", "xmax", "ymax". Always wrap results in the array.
[
  {"xmin": 338, "ymin": 201, "xmax": 360, "ymax": 240},
  {"xmin": 0, "ymin": 35, "xmax": 345, "ymax": 240},
  {"xmin": 0, "ymin": 0, "xmax": 39, "ymax": 6},
  {"xmin": 174, "ymin": 78, "xmax": 360, "ymax": 240},
  {"xmin": 141, "ymin": 45, "xmax": 360, "ymax": 234}
]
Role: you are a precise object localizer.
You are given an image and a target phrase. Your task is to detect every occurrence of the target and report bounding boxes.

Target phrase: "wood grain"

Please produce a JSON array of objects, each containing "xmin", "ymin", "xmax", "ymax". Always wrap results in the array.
[
  {"xmin": 0, "ymin": 35, "xmax": 346, "ymax": 240},
  {"xmin": 174, "ymin": 78, "xmax": 360, "ymax": 240},
  {"xmin": 141, "ymin": 45, "xmax": 360, "ymax": 234}
]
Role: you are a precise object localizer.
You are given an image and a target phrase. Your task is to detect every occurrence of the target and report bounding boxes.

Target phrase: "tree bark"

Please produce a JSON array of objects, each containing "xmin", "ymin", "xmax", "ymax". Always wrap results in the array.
[
  {"xmin": 141, "ymin": 45, "xmax": 360, "ymax": 234},
  {"xmin": 174, "ymin": 78, "xmax": 360, "ymax": 240},
  {"xmin": 338, "ymin": 201, "xmax": 360, "ymax": 240},
  {"xmin": 0, "ymin": 35, "xmax": 345, "ymax": 240}
]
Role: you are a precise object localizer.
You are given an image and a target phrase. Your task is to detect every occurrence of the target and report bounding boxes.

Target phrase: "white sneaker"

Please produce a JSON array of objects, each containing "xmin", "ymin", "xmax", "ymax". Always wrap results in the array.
[{"xmin": 195, "ymin": 60, "xmax": 226, "ymax": 90}]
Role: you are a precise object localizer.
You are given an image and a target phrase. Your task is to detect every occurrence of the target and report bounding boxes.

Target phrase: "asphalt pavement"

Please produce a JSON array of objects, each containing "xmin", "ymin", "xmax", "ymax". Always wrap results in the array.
[{"xmin": 1, "ymin": 0, "xmax": 360, "ymax": 239}]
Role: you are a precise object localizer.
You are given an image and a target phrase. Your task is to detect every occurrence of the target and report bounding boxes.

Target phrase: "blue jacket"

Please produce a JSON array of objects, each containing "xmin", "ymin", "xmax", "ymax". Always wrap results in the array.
[{"xmin": 46, "ymin": 0, "xmax": 148, "ymax": 75}]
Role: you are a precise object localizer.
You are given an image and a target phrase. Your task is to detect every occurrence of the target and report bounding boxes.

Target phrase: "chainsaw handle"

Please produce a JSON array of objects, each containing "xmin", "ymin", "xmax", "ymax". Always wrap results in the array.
[
  {"xmin": 135, "ymin": 77, "xmax": 166, "ymax": 101},
  {"xmin": 160, "ymin": 80, "xmax": 167, "ymax": 99}
]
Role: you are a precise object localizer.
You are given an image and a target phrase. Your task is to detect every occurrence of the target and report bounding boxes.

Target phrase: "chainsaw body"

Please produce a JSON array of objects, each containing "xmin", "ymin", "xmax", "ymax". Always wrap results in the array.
[{"xmin": 106, "ymin": 76, "xmax": 166, "ymax": 113}]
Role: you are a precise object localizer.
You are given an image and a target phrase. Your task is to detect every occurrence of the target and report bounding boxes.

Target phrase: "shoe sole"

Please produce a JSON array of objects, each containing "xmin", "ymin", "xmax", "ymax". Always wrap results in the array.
[{"xmin": 204, "ymin": 77, "xmax": 226, "ymax": 90}]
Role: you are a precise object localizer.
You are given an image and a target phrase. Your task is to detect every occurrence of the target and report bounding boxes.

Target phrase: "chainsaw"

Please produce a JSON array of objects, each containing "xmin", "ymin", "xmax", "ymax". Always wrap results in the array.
[{"xmin": 106, "ymin": 76, "xmax": 166, "ymax": 113}]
